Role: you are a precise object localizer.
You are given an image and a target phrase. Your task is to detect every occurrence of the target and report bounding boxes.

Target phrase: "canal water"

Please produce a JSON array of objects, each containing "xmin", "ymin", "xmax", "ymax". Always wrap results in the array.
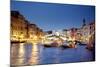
[{"xmin": 11, "ymin": 43, "xmax": 95, "ymax": 66}]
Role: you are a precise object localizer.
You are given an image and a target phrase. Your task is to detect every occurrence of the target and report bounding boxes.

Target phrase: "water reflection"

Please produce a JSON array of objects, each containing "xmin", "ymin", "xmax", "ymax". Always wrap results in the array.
[
  {"xmin": 11, "ymin": 43, "xmax": 39, "ymax": 66},
  {"xmin": 27, "ymin": 44, "xmax": 39, "ymax": 65},
  {"xmin": 17, "ymin": 43, "xmax": 25, "ymax": 65},
  {"xmin": 11, "ymin": 43, "xmax": 25, "ymax": 65},
  {"xmin": 11, "ymin": 43, "xmax": 94, "ymax": 66},
  {"xmin": 11, "ymin": 43, "xmax": 19, "ymax": 65},
  {"xmin": 27, "ymin": 44, "xmax": 38, "ymax": 65}
]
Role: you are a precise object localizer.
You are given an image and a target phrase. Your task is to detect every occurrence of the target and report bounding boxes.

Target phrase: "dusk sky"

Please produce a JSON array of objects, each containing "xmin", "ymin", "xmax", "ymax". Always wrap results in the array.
[{"xmin": 11, "ymin": 1, "xmax": 95, "ymax": 31}]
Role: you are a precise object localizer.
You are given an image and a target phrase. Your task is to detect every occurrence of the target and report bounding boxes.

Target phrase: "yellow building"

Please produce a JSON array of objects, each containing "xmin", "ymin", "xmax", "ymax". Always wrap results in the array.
[
  {"xmin": 28, "ymin": 24, "xmax": 37, "ymax": 40},
  {"xmin": 11, "ymin": 11, "xmax": 28, "ymax": 41},
  {"xmin": 11, "ymin": 11, "xmax": 45, "ymax": 43},
  {"xmin": 80, "ymin": 21, "xmax": 95, "ymax": 45},
  {"xmin": 27, "ymin": 24, "xmax": 44, "ymax": 43}
]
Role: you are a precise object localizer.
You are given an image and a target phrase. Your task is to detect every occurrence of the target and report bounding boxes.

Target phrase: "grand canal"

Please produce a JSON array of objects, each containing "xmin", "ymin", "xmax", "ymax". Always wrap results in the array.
[{"xmin": 11, "ymin": 43, "xmax": 95, "ymax": 66}]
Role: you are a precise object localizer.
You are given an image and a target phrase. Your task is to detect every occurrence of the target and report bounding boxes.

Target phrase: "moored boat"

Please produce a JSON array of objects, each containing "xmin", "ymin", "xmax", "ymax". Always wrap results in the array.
[{"xmin": 43, "ymin": 44, "xmax": 52, "ymax": 48}]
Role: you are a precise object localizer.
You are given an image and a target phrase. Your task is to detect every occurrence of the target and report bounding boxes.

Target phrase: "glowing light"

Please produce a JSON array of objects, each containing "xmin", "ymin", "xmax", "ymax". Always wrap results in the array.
[
  {"xmin": 56, "ymin": 32, "xmax": 59, "ymax": 36},
  {"xmin": 18, "ymin": 43, "xmax": 25, "ymax": 58},
  {"xmin": 28, "ymin": 45, "xmax": 38, "ymax": 65}
]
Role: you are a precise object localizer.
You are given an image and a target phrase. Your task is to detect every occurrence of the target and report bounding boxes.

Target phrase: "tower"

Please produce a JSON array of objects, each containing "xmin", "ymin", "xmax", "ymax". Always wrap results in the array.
[{"xmin": 82, "ymin": 18, "xmax": 86, "ymax": 26}]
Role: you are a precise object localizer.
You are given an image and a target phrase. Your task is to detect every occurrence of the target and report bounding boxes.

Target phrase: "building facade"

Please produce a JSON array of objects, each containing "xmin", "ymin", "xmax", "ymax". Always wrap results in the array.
[
  {"xmin": 11, "ymin": 11, "xmax": 27, "ymax": 41},
  {"xmin": 11, "ymin": 11, "xmax": 44, "ymax": 43}
]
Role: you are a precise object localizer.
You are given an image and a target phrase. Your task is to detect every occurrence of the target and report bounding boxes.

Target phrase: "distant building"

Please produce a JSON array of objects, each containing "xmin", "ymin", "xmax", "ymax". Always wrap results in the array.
[
  {"xmin": 28, "ymin": 24, "xmax": 37, "ymax": 39},
  {"xmin": 87, "ymin": 22, "xmax": 95, "ymax": 48},
  {"xmin": 81, "ymin": 24, "xmax": 90, "ymax": 43},
  {"xmin": 75, "ymin": 28, "xmax": 82, "ymax": 42},
  {"xmin": 45, "ymin": 31, "xmax": 53, "ymax": 35},
  {"xmin": 80, "ymin": 19, "xmax": 95, "ymax": 45},
  {"xmin": 65, "ymin": 28, "xmax": 78, "ymax": 41}
]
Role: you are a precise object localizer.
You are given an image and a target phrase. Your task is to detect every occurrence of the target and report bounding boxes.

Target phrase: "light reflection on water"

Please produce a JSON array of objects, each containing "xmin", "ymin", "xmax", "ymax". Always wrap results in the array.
[{"xmin": 11, "ymin": 43, "xmax": 95, "ymax": 66}]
